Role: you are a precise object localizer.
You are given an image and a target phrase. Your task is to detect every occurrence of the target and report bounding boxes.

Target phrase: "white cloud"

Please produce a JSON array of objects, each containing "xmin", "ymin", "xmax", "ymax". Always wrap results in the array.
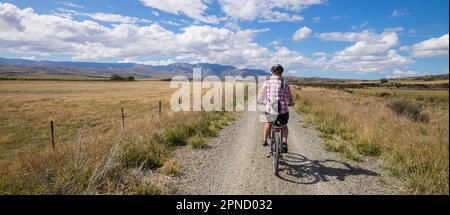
[
  {"xmin": 313, "ymin": 52, "xmax": 326, "ymax": 57},
  {"xmin": 318, "ymin": 30, "xmax": 378, "ymax": 42},
  {"xmin": 292, "ymin": 26, "xmax": 311, "ymax": 42},
  {"xmin": 334, "ymin": 32, "xmax": 400, "ymax": 59},
  {"xmin": 53, "ymin": 8, "xmax": 150, "ymax": 24},
  {"xmin": 219, "ymin": 0, "xmax": 323, "ymax": 22},
  {"xmin": 140, "ymin": 0, "xmax": 218, "ymax": 23},
  {"xmin": 258, "ymin": 12, "xmax": 303, "ymax": 23},
  {"xmin": 317, "ymin": 29, "xmax": 413, "ymax": 73},
  {"xmin": 162, "ymin": 20, "xmax": 183, "ymax": 26},
  {"xmin": 223, "ymin": 21, "xmax": 241, "ymax": 31},
  {"xmin": 0, "ymin": 3, "xmax": 179, "ymax": 59},
  {"xmin": 174, "ymin": 25, "xmax": 271, "ymax": 68},
  {"xmin": 402, "ymin": 34, "xmax": 449, "ymax": 58},
  {"xmin": 21, "ymin": 56, "xmax": 35, "ymax": 60},
  {"xmin": 151, "ymin": 11, "xmax": 159, "ymax": 17},
  {"xmin": 0, "ymin": 3, "xmax": 270, "ymax": 67},
  {"xmin": 55, "ymin": 1, "xmax": 84, "ymax": 9},
  {"xmin": 118, "ymin": 57, "xmax": 176, "ymax": 66},
  {"xmin": 0, "ymin": 3, "xmax": 418, "ymax": 75},
  {"xmin": 331, "ymin": 15, "xmax": 349, "ymax": 20},
  {"xmin": 87, "ymin": 12, "xmax": 150, "ymax": 24},
  {"xmin": 388, "ymin": 70, "xmax": 420, "ymax": 78},
  {"xmin": 391, "ymin": 9, "xmax": 409, "ymax": 18}
]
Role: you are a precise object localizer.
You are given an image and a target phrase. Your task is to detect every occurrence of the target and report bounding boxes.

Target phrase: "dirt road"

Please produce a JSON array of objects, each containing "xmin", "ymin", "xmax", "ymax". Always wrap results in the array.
[{"xmin": 174, "ymin": 108, "xmax": 401, "ymax": 194}]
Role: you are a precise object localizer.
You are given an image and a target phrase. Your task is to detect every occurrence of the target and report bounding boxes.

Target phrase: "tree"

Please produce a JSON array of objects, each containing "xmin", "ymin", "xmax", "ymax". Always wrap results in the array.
[
  {"xmin": 110, "ymin": 74, "xmax": 135, "ymax": 81},
  {"xmin": 110, "ymin": 74, "xmax": 125, "ymax": 81},
  {"xmin": 380, "ymin": 78, "xmax": 389, "ymax": 84}
]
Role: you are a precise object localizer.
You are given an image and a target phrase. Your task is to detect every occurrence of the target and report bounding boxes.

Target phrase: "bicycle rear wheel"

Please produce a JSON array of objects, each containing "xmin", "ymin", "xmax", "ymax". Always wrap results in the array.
[{"xmin": 273, "ymin": 132, "xmax": 280, "ymax": 176}]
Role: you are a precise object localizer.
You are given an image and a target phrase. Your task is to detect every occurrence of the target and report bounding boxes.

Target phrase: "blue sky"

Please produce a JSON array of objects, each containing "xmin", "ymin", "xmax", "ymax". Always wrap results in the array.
[{"xmin": 0, "ymin": 0, "xmax": 448, "ymax": 79}]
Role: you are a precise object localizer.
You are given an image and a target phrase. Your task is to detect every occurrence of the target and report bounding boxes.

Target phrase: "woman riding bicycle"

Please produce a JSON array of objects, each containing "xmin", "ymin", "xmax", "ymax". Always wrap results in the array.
[{"xmin": 258, "ymin": 64, "xmax": 293, "ymax": 153}]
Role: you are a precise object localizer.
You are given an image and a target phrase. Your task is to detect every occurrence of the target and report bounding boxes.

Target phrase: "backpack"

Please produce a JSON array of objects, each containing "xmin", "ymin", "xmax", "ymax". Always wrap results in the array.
[{"xmin": 268, "ymin": 78, "xmax": 285, "ymax": 114}]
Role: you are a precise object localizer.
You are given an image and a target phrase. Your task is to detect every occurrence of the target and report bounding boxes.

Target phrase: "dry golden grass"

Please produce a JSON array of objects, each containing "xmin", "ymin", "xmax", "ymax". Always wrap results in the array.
[
  {"xmin": 293, "ymin": 87, "xmax": 449, "ymax": 194},
  {"xmin": 352, "ymin": 88, "xmax": 449, "ymax": 103},
  {"xmin": 0, "ymin": 81, "xmax": 175, "ymax": 158},
  {"xmin": 350, "ymin": 80, "xmax": 449, "ymax": 85},
  {"xmin": 0, "ymin": 81, "xmax": 234, "ymax": 194}
]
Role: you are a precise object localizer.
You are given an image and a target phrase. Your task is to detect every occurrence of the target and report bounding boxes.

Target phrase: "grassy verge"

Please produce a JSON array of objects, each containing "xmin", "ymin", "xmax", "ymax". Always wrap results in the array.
[
  {"xmin": 293, "ymin": 87, "xmax": 449, "ymax": 194},
  {"xmin": 0, "ymin": 110, "xmax": 234, "ymax": 194}
]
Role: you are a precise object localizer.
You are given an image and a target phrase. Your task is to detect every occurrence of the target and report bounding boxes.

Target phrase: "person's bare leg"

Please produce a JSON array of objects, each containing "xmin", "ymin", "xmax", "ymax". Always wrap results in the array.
[{"xmin": 263, "ymin": 122, "xmax": 271, "ymax": 143}]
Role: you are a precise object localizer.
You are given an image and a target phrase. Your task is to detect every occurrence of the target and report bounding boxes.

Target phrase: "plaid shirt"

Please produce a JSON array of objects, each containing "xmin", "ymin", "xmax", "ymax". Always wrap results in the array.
[{"xmin": 258, "ymin": 75, "xmax": 293, "ymax": 115}]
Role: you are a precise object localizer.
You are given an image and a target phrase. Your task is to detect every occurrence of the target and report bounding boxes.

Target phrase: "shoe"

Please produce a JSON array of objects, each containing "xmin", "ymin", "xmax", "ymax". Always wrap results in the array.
[
  {"xmin": 282, "ymin": 142, "xmax": 288, "ymax": 153},
  {"xmin": 262, "ymin": 140, "xmax": 268, "ymax": 147}
]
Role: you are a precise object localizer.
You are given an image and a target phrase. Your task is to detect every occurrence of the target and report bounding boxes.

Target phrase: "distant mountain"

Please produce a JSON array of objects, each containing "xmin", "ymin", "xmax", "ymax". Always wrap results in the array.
[{"xmin": 0, "ymin": 57, "xmax": 268, "ymax": 78}]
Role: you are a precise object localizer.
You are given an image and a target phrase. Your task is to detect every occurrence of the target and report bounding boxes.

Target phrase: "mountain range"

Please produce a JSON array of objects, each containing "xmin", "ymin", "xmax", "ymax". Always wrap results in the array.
[{"xmin": 0, "ymin": 57, "xmax": 268, "ymax": 79}]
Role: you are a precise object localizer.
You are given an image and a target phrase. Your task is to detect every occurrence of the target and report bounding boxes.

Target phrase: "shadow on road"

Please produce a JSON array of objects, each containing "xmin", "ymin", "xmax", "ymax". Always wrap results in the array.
[{"xmin": 277, "ymin": 153, "xmax": 379, "ymax": 185}]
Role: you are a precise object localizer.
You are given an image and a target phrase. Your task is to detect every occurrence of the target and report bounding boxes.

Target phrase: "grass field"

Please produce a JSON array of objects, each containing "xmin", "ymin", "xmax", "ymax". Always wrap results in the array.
[
  {"xmin": 349, "ymin": 80, "xmax": 449, "ymax": 85},
  {"xmin": 0, "ymin": 81, "xmax": 234, "ymax": 194},
  {"xmin": 352, "ymin": 88, "xmax": 449, "ymax": 103},
  {"xmin": 293, "ymin": 86, "xmax": 449, "ymax": 194}
]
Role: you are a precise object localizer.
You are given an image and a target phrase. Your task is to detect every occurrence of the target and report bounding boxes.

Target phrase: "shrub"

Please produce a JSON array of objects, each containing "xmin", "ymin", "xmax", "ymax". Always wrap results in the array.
[
  {"xmin": 162, "ymin": 127, "xmax": 187, "ymax": 146},
  {"xmin": 110, "ymin": 74, "xmax": 125, "ymax": 81},
  {"xmin": 120, "ymin": 140, "xmax": 166, "ymax": 169},
  {"xmin": 187, "ymin": 135, "xmax": 207, "ymax": 149},
  {"xmin": 388, "ymin": 100, "xmax": 429, "ymax": 122},
  {"xmin": 380, "ymin": 78, "xmax": 389, "ymax": 84},
  {"xmin": 424, "ymin": 76, "xmax": 435, "ymax": 81},
  {"xmin": 110, "ymin": 74, "xmax": 135, "ymax": 81},
  {"xmin": 159, "ymin": 159, "xmax": 181, "ymax": 176},
  {"xmin": 377, "ymin": 92, "xmax": 391, "ymax": 97}
]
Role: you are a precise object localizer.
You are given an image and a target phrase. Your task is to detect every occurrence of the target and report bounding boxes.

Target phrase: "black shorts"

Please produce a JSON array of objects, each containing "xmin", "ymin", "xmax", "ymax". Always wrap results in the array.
[{"xmin": 264, "ymin": 112, "xmax": 289, "ymax": 125}]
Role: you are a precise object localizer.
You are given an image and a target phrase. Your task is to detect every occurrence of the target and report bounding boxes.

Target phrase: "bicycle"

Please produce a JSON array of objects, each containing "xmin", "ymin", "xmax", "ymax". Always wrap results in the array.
[
  {"xmin": 268, "ymin": 119, "xmax": 284, "ymax": 176},
  {"xmin": 266, "ymin": 103, "xmax": 294, "ymax": 176}
]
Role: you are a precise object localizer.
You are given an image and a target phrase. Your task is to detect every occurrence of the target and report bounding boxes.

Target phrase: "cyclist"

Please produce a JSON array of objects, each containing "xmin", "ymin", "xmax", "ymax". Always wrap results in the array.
[{"xmin": 258, "ymin": 64, "xmax": 293, "ymax": 153}]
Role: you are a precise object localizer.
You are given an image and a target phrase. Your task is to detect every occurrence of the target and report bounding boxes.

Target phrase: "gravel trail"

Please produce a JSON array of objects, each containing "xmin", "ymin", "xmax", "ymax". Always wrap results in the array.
[{"xmin": 174, "ymin": 108, "xmax": 401, "ymax": 194}]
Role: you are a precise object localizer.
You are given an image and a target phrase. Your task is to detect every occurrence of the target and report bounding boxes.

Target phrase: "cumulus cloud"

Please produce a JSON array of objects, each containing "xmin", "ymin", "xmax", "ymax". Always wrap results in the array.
[
  {"xmin": 0, "ymin": 2, "xmax": 417, "ymax": 75},
  {"xmin": 402, "ymin": 34, "xmax": 449, "ymax": 58},
  {"xmin": 219, "ymin": 0, "xmax": 323, "ymax": 22},
  {"xmin": 318, "ymin": 30, "xmax": 378, "ymax": 42},
  {"xmin": 0, "ymin": 3, "xmax": 178, "ymax": 59},
  {"xmin": 292, "ymin": 26, "xmax": 311, "ymax": 42},
  {"xmin": 139, "ymin": 0, "xmax": 218, "ymax": 23},
  {"xmin": 317, "ymin": 29, "xmax": 413, "ymax": 73}
]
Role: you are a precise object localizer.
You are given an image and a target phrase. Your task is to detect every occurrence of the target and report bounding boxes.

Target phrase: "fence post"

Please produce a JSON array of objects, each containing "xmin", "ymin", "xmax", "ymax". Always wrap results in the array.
[
  {"xmin": 121, "ymin": 107, "xmax": 125, "ymax": 129},
  {"xmin": 50, "ymin": 121, "xmax": 55, "ymax": 149}
]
